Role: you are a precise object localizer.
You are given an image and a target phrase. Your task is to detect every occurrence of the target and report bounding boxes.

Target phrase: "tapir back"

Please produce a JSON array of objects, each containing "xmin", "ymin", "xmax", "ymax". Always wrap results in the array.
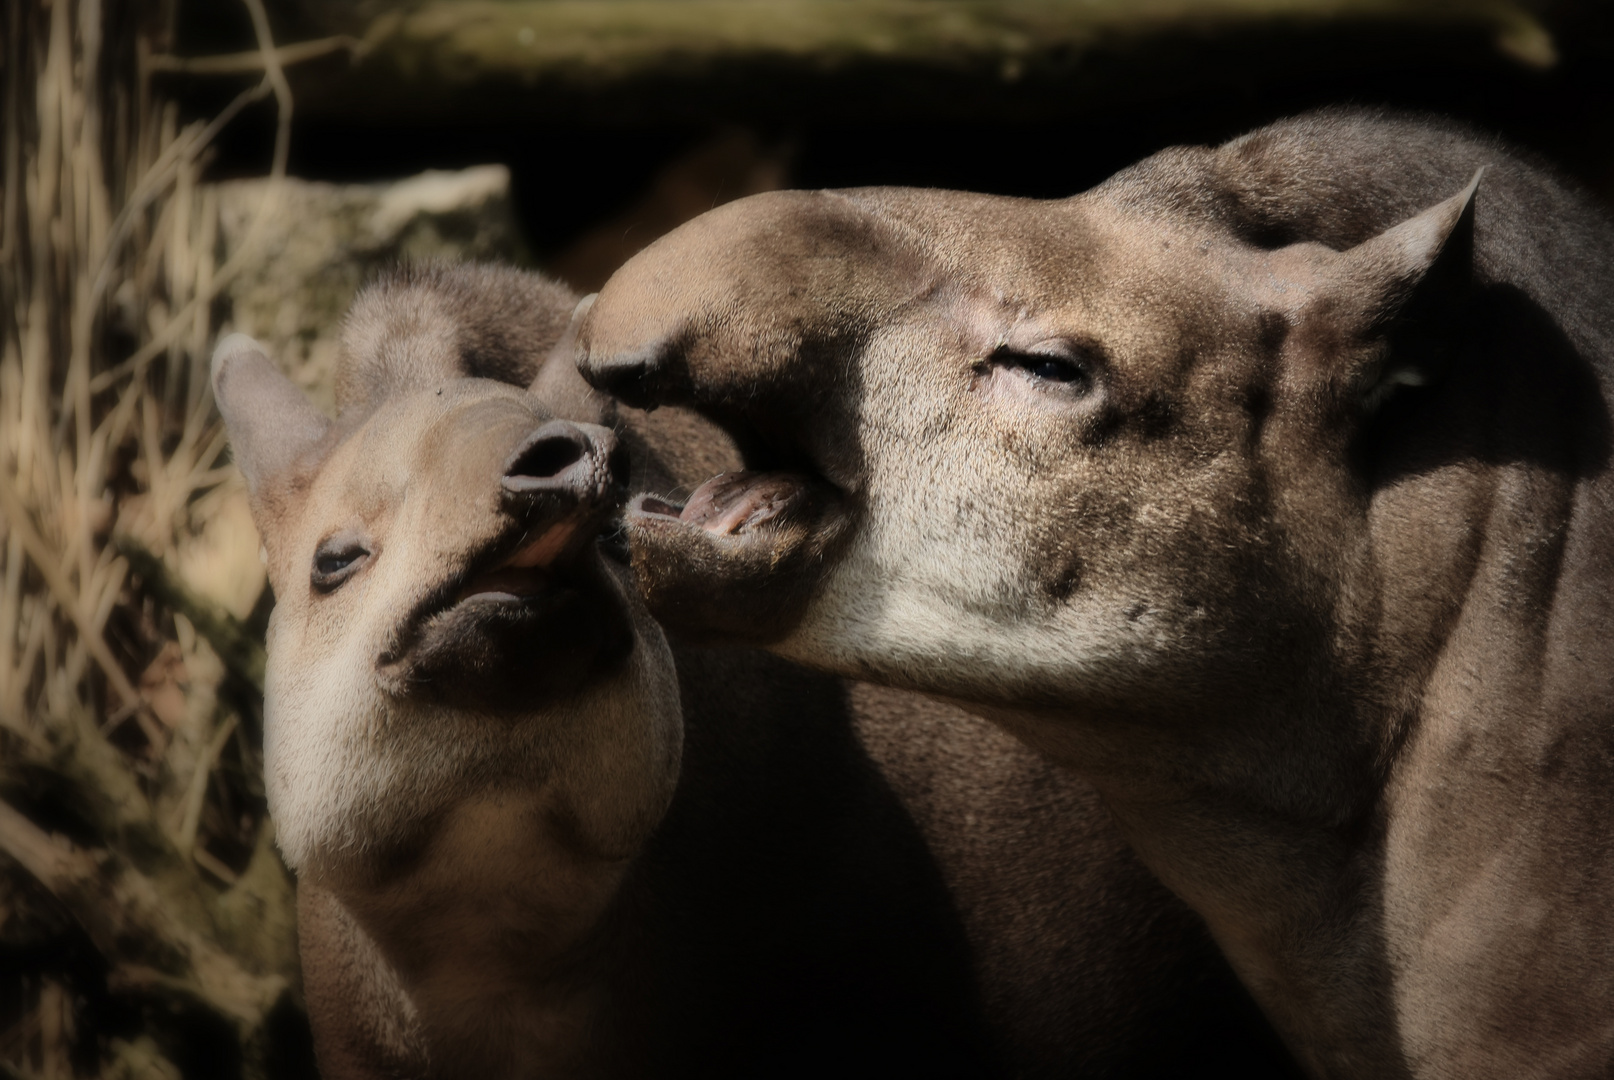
[{"xmin": 1103, "ymin": 110, "xmax": 1614, "ymax": 363}]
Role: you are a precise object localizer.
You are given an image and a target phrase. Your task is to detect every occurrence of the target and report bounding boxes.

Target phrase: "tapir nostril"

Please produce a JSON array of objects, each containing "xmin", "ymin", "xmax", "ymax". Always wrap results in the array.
[
  {"xmin": 577, "ymin": 340, "xmax": 672, "ymax": 409},
  {"xmin": 501, "ymin": 420, "xmax": 620, "ymax": 507},
  {"xmin": 507, "ymin": 430, "xmax": 585, "ymax": 480}
]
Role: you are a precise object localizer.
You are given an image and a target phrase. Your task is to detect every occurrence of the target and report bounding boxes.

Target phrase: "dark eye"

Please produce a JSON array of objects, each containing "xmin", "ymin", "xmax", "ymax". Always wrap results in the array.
[
  {"xmin": 312, "ymin": 537, "xmax": 370, "ymax": 591},
  {"xmin": 1024, "ymin": 357, "xmax": 1085, "ymax": 383},
  {"xmin": 991, "ymin": 343, "xmax": 1096, "ymax": 391}
]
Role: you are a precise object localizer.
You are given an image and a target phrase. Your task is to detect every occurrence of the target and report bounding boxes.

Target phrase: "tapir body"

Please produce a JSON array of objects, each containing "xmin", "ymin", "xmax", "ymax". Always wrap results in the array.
[
  {"xmin": 216, "ymin": 265, "xmax": 1296, "ymax": 1078},
  {"xmin": 578, "ymin": 110, "xmax": 1614, "ymax": 1079}
]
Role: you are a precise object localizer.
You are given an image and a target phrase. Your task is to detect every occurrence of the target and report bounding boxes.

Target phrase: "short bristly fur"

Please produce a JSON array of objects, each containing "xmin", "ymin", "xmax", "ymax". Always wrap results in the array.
[
  {"xmin": 219, "ymin": 264, "xmax": 1300, "ymax": 1079},
  {"xmin": 336, "ymin": 262, "xmax": 581, "ymax": 412},
  {"xmin": 578, "ymin": 110, "xmax": 1614, "ymax": 1079}
]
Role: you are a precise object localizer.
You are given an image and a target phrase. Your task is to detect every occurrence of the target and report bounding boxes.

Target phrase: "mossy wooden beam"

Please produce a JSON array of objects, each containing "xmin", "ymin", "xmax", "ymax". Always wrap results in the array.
[
  {"xmin": 271, "ymin": 0, "xmax": 1554, "ymax": 122},
  {"xmin": 373, "ymin": 0, "xmax": 1553, "ymax": 79}
]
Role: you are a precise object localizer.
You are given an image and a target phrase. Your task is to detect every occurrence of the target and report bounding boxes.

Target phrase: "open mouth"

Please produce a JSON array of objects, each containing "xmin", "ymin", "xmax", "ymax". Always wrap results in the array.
[
  {"xmin": 631, "ymin": 470, "xmax": 818, "ymax": 537},
  {"xmin": 450, "ymin": 516, "xmax": 586, "ymax": 604},
  {"xmin": 627, "ymin": 410, "xmax": 845, "ymax": 540},
  {"xmin": 377, "ymin": 507, "xmax": 633, "ymax": 706},
  {"xmin": 617, "ymin": 428, "xmax": 853, "ymax": 642}
]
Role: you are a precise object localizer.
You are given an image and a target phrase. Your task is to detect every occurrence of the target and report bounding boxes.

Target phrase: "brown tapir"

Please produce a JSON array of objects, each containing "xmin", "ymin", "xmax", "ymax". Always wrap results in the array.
[
  {"xmin": 214, "ymin": 264, "xmax": 1298, "ymax": 1079},
  {"xmin": 576, "ymin": 109, "xmax": 1614, "ymax": 1079}
]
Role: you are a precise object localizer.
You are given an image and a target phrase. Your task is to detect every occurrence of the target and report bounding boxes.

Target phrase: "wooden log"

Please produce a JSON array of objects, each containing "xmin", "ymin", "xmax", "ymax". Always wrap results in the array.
[
  {"xmin": 182, "ymin": 0, "xmax": 1558, "ymax": 123},
  {"xmin": 366, "ymin": 0, "xmax": 1554, "ymax": 79}
]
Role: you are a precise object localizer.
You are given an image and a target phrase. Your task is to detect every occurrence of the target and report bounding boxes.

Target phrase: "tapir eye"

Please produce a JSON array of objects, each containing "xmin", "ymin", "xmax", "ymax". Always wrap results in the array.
[
  {"xmin": 1025, "ymin": 357, "xmax": 1085, "ymax": 383},
  {"xmin": 311, "ymin": 535, "xmax": 370, "ymax": 592},
  {"xmin": 990, "ymin": 342, "xmax": 1097, "ymax": 392}
]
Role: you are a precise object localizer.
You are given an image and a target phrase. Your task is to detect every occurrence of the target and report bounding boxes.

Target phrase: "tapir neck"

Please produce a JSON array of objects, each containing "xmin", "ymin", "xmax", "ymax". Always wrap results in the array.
[
  {"xmin": 300, "ymin": 788, "xmax": 634, "ymax": 1080},
  {"xmin": 987, "ymin": 692, "xmax": 1406, "ymax": 1079},
  {"xmin": 1092, "ymin": 756, "xmax": 1402, "ymax": 1080},
  {"xmin": 1366, "ymin": 455, "xmax": 1614, "ymax": 1078},
  {"xmin": 991, "ymin": 454, "xmax": 1614, "ymax": 1080}
]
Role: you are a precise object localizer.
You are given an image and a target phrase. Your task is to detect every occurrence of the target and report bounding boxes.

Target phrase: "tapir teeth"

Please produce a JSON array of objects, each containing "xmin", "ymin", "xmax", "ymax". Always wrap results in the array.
[{"xmin": 455, "ymin": 566, "xmax": 550, "ymax": 602}]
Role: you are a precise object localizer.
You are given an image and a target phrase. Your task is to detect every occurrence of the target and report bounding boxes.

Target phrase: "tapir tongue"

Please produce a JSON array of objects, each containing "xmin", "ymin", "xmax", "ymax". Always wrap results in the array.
[
  {"xmin": 678, "ymin": 471, "xmax": 808, "ymax": 535},
  {"xmin": 456, "ymin": 518, "xmax": 582, "ymax": 601},
  {"xmin": 505, "ymin": 519, "xmax": 579, "ymax": 568}
]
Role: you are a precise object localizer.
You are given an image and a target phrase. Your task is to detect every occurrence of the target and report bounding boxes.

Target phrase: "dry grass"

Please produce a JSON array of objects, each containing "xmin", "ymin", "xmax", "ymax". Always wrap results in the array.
[{"xmin": 0, "ymin": 1, "xmax": 307, "ymax": 1075}]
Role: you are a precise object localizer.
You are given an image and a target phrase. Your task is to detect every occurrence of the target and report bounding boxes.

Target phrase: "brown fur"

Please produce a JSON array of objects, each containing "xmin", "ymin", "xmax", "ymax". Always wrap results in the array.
[
  {"xmin": 577, "ymin": 110, "xmax": 1614, "ymax": 1078},
  {"xmin": 218, "ymin": 264, "xmax": 1297, "ymax": 1078}
]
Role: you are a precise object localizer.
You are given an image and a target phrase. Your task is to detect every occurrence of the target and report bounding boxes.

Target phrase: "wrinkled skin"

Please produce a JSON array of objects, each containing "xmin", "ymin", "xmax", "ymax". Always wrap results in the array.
[
  {"xmin": 579, "ymin": 110, "xmax": 1614, "ymax": 1079},
  {"xmin": 221, "ymin": 265, "xmax": 1301, "ymax": 1079}
]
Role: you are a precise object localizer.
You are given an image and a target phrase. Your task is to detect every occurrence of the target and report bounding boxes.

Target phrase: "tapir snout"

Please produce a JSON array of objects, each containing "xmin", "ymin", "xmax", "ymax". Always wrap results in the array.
[
  {"xmin": 475, "ymin": 414, "xmax": 631, "ymax": 583},
  {"xmin": 502, "ymin": 418, "xmax": 628, "ymax": 508}
]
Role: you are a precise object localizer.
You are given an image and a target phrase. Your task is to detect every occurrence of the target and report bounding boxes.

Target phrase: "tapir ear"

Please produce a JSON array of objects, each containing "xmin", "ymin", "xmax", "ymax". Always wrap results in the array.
[
  {"xmin": 1305, "ymin": 169, "xmax": 1483, "ymax": 407},
  {"xmin": 1328, "ymin": 169, "xmax": 1481, "ymax": 331},
  {"xmin": 211, "ymin": 334, "xmax": 332, "ymax": 500},
  {"xmin": 531, "ymin": 293, "xmax": 615, "ymax": 426}
]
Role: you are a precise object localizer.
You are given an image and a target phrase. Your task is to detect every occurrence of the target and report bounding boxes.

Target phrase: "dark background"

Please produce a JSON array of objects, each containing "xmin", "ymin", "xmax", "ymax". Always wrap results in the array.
[{"xmin": 170, "ymin": 0, "xmax": 1614, "ymax": 289}]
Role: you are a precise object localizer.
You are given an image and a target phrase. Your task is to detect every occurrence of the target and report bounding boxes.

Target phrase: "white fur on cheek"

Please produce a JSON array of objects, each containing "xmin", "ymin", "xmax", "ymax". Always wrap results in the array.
[
  {"xmin": 780, "ymin": 529, "xmax": 1163, "ymax": 705},
  {"xmin": 774, "ymin": 340, "xmax": 1184, "ymax": 705},
  {"xmin": 264, "ymin": 571, "xmax": 684, "ymax": 875},
  {"xmin": 264, "ymin": 604, "xmax": 402, "ymax": 871}
]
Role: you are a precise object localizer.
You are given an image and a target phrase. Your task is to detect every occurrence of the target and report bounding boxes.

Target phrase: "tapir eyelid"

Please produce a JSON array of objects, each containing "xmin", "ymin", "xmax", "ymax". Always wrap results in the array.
[
  {"xmin": 311, "ymin": 536, "xmax": 371, "ymax": 592},
  {"xmin": 988, "ymin": 342, "xmax": 1099, "ymax": 392}
]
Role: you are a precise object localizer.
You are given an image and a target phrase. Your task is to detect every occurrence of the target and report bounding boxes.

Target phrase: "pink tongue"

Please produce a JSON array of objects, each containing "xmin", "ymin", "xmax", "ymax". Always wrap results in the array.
[
  {"xmin": 456, "ymin": 519, "xmax": 577, "ymax": 601},
  {"xmin": 680, "ymin": 472, "xmax": 803, "ymax": 535},
  {"xmin": 504, "ymin": 520, "xmax": 578, "ymax": 569}
]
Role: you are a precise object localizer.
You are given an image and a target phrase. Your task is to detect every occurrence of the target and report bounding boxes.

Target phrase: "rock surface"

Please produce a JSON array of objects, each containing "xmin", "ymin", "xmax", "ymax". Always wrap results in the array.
[{"xmin": 216, "ymin": 163, "xmax": 531, "ymax": 414}]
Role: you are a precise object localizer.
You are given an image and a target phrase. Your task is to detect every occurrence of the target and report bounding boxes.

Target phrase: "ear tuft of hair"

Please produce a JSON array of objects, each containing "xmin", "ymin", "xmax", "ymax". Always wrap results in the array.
[{"xmin": 335, "ymin": 262, "xmax": 581, "ymax": 418}]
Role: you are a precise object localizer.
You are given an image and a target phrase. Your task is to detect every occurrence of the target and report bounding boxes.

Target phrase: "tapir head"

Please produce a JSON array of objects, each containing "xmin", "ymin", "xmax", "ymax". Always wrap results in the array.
[
  {"xmin": 215, "ymin": 325, "xmax": 681, "ymax": 875},
  {"xmin": 578, "ymin": 166, "xmax": 1480, "ymax": 716}
]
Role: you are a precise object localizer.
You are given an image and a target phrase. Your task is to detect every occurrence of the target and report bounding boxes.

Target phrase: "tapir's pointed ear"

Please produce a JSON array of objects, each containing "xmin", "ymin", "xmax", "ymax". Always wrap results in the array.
[
  {"xmin": 531, "ymin": 293, "xmax": 615, "ymax": 426},
  {"xmin": 1327, "ymin": 168, "xmax": 1481, "ymax": 334},
  {"xmin": 211, "ymin": 334, "xmax": 332, "ymax": 500},
  {"xmin": 1301, "ymin": 169, "xmax": 1482, "ymax": 407}
]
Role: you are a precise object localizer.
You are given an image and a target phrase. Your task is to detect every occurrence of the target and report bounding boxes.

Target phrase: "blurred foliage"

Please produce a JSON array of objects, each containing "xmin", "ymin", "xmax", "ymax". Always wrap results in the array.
[
  {"xmin": 0, "ymin": 0, "xmax": 551, "ymax": 1073},
  {"xmin": 0, "ymin": 0, "xmax": 309, "ymax": 1073}
]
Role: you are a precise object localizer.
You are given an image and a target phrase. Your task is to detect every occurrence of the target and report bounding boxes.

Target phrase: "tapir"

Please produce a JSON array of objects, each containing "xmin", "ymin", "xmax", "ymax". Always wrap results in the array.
[
  {"xmin": 577, "ymin": 109, "xmax": 1614, "ymax": 1079},
  {"xmin": 213, "ymin": 264, "xmax": 1298, "ymax": 1079}
]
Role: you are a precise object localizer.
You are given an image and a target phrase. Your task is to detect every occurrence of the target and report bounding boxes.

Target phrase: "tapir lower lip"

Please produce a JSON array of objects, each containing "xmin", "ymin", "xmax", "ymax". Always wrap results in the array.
[
  {"xmin": 628, "ymin": 471, "xmax": 816, "ymax": 538},
  {"xmin": 376, "ymin": 571, "xmax": 633, "ymax": 710},
  {"xmin": 620, "ymin": 469, "xmax": 853, "ymax": 643}
]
